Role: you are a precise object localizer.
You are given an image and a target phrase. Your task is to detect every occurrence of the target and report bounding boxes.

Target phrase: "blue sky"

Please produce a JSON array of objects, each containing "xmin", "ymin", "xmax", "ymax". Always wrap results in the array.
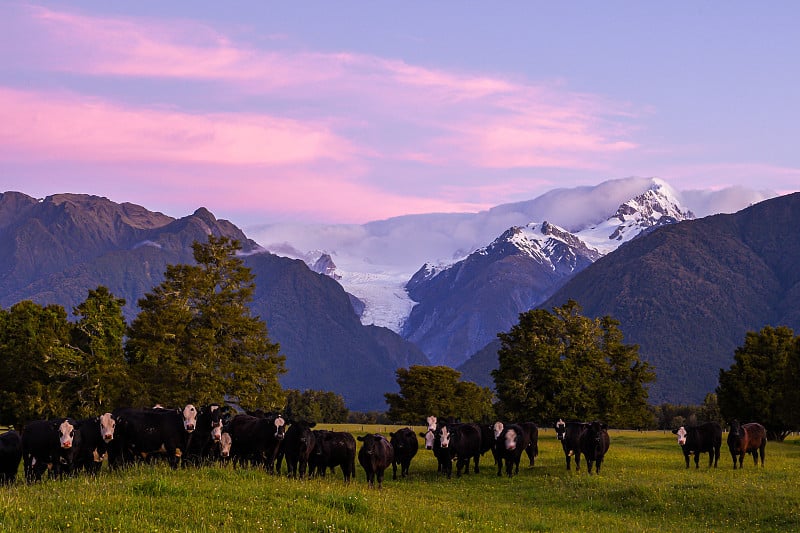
[{"xmin": 1, "ymin": 1, "xmax": 797, "ymax": 227}]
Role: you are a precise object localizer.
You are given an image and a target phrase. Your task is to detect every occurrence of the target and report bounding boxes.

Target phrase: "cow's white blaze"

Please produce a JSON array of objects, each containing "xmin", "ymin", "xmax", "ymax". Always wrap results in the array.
[
  {"xmin": 675, "ymin": 426, "xmax": 687, "ymax": 446},
  {"xmin": 219, "ymin": 432, "xmax": 232, "ymax": 457},
  {"xmin": 493, "ymin": 421, "xmax": 504, "ymax": 439},
  {"xmin": 556, "ymin": 419, "xmax": 566, "ymax": 441},
  {"xmin": 504, "ymin": 428, "xmax": 518, "ymax": 451},
  {"xmin": 423, "ymin": 429, "xmax": 435, "ymax": 449},
  {"xmin": 439, "ymin": 426, "xmax": 450, "ymax": 448},
  {"xmin": 99, "ymin": 412, "xmax": 115, "ymax": 442},
  {"xmin": 426, "ymin": 416, "xmax": 437, "ymax": 432},
  {"xmin": 59, "ymin": 420, "xmax": 75, "ymax": 449},
  {"xmin": 183, "ymin": 404, "xmax": 198, "ymax": 432}
]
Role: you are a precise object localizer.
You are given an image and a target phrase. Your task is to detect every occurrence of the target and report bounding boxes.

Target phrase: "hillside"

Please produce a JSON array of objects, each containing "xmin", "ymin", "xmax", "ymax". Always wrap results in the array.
[
  {"xmin": 0, "ymin": 192, "xmax": 428, "ymax": 410},
  {"xmin": 461, "ymin": 193, "xmax": 800, "ymax": 404}
]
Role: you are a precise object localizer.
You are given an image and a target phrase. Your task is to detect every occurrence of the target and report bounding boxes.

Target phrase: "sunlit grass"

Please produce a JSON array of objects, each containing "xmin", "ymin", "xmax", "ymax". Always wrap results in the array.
[{"xmin": 1, "ymin": 427, "xmax": 798, "ymax": 532}]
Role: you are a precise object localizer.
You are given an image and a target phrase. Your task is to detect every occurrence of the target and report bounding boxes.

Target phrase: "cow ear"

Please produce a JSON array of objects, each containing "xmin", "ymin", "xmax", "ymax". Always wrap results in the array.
[
  {"xmin": 418, "ymin": 432, "xmax": 426, "ymax": 438},
  {"xmin": 357, "ymin": 435, "xmax": 365, "ymax": 441},
  {"xmin": 309, "ymin": 422, "xmax": 317, "ymax": 428}
]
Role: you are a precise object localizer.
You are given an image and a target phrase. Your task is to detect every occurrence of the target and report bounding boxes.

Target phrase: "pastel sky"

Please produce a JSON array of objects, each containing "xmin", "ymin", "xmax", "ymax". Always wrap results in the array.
[{"xmin": 1, "ymin": 1, "xmax": 798, "ymax": 228}]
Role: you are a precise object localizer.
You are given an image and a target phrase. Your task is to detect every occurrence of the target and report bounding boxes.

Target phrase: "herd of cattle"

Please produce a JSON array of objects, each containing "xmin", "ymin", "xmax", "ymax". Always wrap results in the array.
[{"xmin": 0, "ymin": 406, "xmax": 768, "ymax": 488}]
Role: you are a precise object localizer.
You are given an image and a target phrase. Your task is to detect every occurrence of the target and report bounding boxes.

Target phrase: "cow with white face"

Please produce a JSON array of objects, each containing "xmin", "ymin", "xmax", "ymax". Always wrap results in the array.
[
  {"xmin": 182, "ymin": 404, "xmax": 198, "ymax": 433},
  {"xmin": 72, "ymin": 413, "xmax": 117, "ymax": 474},
  {"xmin": 218, "ymin": 430, "xmax": 232, "ymax": 460},
  {"xmin": 22, "ymin": 418, "xmax": 82, "ymax": 482},
  {"xmin": 418, "ymin": 416, "xmax": 438, "ymax": 450},
  {"xmin": 495, "ymin": 423, "xmax": 529, "ymax": 478},
  {"xmin": 674, "ymin": 426, "xmax": 687, "ymax": 446}
]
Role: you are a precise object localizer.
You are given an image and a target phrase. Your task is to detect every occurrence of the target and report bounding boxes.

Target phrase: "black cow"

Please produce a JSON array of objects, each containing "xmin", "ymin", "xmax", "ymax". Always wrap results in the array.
[
  {"xmin": 22, "ymin": 418, "xmax": 81, "ymax": 482},
  {"xmin": 519, "ymin": 421, "xmax": 539, "ymax": 467},
  {"xmin": 309, "ymin": 430, "xmax": 357, "ymax": 481},
  {"xmin": 0, "ymin": 430, "xmax": 22, "ymax": 485},
  {"xmin": 727, "ymin": 420, "xmax": 767, "ymax": 469},
  {"xmin": 280, "ymin": 421, "xmax": 317, "ymax": 479},
  {"xmin": 183, "ymin": 404, "xmax": 224, "ymax": 467},
  {"xmin": 357, "ymin": 433, "xmax": 394, "ymax": 489},
  {"xmin": 579, "ymin": 421, "xmax": 610, "ymax": 474},
  {"xmin": 438, "ymin": 423, "xmax": 482, "ymax": 478},
  {"xmin": 389, "ymin": 427, "xmax": 418, "ymax": 480},
  {"xmin": 495, "ymin": 423, "xmax": 529, "ymax": 478},
  {"xmin": 109, "ymin": 405, "xmax": 197, "ymax": 469},
  {"xmin": 226, "ymin": 413, "xmax": 286, "ymax": 471},
  {"xmin": 555, "ymin": 419, "xmax": 588, "ymax": 471},
  {"xmin": 672, "ymin": 421, "xmax": 722, "ymax": 469},
  {"xmin": 74, "ymin": 412, "xmax": 116, "ymax": 474}
]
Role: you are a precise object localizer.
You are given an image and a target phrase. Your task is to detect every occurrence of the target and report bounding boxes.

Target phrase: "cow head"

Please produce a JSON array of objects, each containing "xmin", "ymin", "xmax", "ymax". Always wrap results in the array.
[
  {"xmin": 99, "ymin": 412, "xmax": 116, "ymax": 442},
  {"xmin": 209, "ymin": 405, "xmax": 223, "ymax": 442},
  {"xmin": 439, "ymin": 426, "xmax": 451, "ymax": 449},
  {"xmin": 357, "ymin": 433, "xmax": 388, "ymax": 455},
  {"xmin": 274, "ymin": 415, "xmax": 286, "ymax": 439},
  {"xmin": 493, "ymin": 421, "xmax": 505, "ymax": 440},
  {"xmin": 672, "ymin": 426, "xmax": 687, "ymax": 446},
  {"xmin": 219, "ymin": 431, "xmax": 232, "ymax": 458},
  {"xmin": 58, "ymin": 419, "xmax": 76, "ymax": 449},
  {"xmin": 419, "ymin": 429, "xmax": 435, "ymax": 450},
  {"xmin": 555, "ymin": 419, "xmax": 566, "ymax": 441},
  {"xmin": 182, "ymin": 404, "xmax": 198, "ymax": 433},
  {"xmin": 504, "ymin": 428, "xmax": 518, "ymax": 451}
]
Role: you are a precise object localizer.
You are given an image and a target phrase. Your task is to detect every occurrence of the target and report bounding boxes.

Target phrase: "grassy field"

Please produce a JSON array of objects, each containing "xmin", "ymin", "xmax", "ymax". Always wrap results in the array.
[{"xmin": 1, "ymin": 425, "xmax": 798, "ymax": 532}]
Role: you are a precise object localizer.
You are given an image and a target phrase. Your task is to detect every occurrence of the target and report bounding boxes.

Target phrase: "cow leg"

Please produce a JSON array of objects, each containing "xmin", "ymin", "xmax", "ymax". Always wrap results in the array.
[
  {"xmin": 376, "ymin": 469, "xmax": 384, "ymax": 489},
  {"xmin": 565, "ymin": 454, "xmax": 571, "ymax": 470},
  {"xmin": 694, "ymin": 453, "xmax": 700, "ymax": 469},
  {"xmin": 496, "ymin": 457, "xmax": 503, "ymax": 477},
  {"xmin": 392, "ymin": 460, "xmax": 398, "ymax": 480},
  {"xmin": 473, "ymin": 455, "xmax": 480, "ymax": 474}
]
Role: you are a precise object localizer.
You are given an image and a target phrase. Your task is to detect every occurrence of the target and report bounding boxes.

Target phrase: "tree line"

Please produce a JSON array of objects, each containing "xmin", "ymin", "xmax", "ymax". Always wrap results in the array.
[{"xmin": 1, "ymin": 236, "xmax": 797, "ymax": 437}]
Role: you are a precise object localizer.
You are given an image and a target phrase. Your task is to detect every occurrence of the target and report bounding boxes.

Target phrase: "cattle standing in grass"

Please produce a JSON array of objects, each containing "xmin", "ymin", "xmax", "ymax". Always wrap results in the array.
[
  {"xmin": 555, "ymin": 419, "xmax": 588, "ymax": 471},
  {"xmin": 672, "ymin": 421, "xmax": 722, "ymax": 469},
  {"xmin": 183, "ymin": 405, "xmax": 224, "ymax": 467},
  {"xmin": 109, "ymin": 405, "xmax": 196, "ymax": 469},
  {"xmin": 389, "ymin": 427, "xmax": 418, "ymax": 479},
  {"xmin": 22, "ymin": 418, "xmax": 81, "ymax": 482},
  {"xmin": 579, "ymin": 421, "xmax": 610, "ymax": 474},
  {"xmin": 280, "ymin": 421, "xmax": 317, "ymax": 479},
  {"xmin": 74, "ymin": 412, "xmax": 116, "ymax": 474},
  {"xmin": 440, "ymin": 423, "xmax": 482, "ymax": 478},
  {"xmin": 226, "ymin": 413, "xmax": 286, "ymax": 471},
  {"xmin": 495, "ymin": 423, "xmax": 529, "ymax": 478},
  {"xmin": 520, "ymin": 422, "xmax": 539, "ymax": 467},
  {"xmin": 309, "ymin": 430, "xmax": 357, "ymax": 481},
  {"xmin": 357, "ymin": 433, "xmax": 394, "ymax": 488},
  {"xmin": 0, "ymin": 430, "xmax": 22, "ymax": 485},
  {"xmin": 727, "ymin": 420, "xmax": 767, "ymax": 469},
  {"xmin": 418, "ymin": 415, "xmax": 437, "ymax": 451}
]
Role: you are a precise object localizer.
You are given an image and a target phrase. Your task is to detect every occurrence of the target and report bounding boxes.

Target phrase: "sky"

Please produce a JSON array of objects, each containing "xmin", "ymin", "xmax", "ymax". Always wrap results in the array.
[{"xmin": 1, "ymin": 1, "xmax": 798, "ymax": 229}]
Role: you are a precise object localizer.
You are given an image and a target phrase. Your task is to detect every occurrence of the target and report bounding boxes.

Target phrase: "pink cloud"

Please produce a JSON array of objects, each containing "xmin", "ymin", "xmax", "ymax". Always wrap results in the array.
[{"xmin": 0, "ymin": 88, "xmax": 354, "ymax": 166}]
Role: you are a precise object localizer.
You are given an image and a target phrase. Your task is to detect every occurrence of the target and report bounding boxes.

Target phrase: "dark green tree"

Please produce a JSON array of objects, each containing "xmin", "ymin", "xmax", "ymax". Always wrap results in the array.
[
  {"xmin": 65, "ymin": 286, "xmax": 131, "ymax": 417},
  {"xmin": 0, "ymin": 301, "xmax": 78, "ymax": 426},
  {"xmin": 492, "ymin": 300, "xmax": 655, "ymax": 427},
  {"xmin": 126, "ymin": 235, "xmax": 286, "ymax": 410},
  {"xmin": 284, "ymin": 389, "xmax": 348, "ymax": 423},
  {"xmin": 385, "ymin": 365, "xmax": 494, "ymax": 424},
  {"xmin": 717, "ymin": 326, "xmax": 797, "ymax": 441}
]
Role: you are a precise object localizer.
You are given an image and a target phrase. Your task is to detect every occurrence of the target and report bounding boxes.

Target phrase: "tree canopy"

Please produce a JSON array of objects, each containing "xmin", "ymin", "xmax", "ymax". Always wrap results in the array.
[
  {"xmin": 125, "ymin": 235, "xmax": 286, "ymax": 410},
  {"xmin": 385, "ymin": 365, "xmax": 494, "ymax": 424},
  {"xmin": 492, "ymin": 300, "xmax": 655, "ymax": 428},
  {"xmin": 717, "ymin": 325, "xmax": 800, "ymax": 441}
]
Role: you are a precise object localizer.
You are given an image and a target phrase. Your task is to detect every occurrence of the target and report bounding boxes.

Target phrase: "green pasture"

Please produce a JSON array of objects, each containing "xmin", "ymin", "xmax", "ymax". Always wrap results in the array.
[{"xmin": 1, "ymin": 425, "xmax": 798, "ymax": 532}]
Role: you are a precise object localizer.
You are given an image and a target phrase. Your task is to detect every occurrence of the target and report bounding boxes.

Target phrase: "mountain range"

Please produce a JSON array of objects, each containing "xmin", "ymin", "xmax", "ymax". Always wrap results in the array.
[{"xmin": 0, "ymin": 179, "xmax": 794, "ymax": 409}]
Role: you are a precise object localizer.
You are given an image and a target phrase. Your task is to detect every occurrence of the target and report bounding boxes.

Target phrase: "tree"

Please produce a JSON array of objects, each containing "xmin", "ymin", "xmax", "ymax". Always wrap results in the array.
[
  {"xmin": 717, "ymin": 326, "xmax": 798, "ymax": 441},
  {"xmin": 125, "ymin": 235, "xmax": 286, "ymax": 410},
  {"xmin": 385, "ymin": 365, "xmax": 494, "ymax": 424},
  {"xmin": 284, "ymin": 389, "xmax": 348, "ymax": 423},
  {"xmin": 0, "ymin": 301, "xmax": 78, "ymax": 426},
  {"xmin": 64, "ymin": 286, "xmax": 131, "ymax": 417},
  {"xmin": 492, "ymin": 300, "xmax": 655, "ymax": 427}
]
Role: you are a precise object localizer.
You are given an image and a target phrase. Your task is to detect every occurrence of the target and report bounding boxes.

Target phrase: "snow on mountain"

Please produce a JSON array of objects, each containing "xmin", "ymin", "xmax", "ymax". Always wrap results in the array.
[{"xmin": 247, "ymin": 177, "xmax": 768, "ymax": 333}]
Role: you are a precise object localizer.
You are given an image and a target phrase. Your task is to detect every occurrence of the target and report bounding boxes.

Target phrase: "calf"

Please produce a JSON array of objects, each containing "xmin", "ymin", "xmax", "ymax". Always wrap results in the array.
[
  {"xmin": 357, "ymin": 433, "xmax": 394, "ymax": 488},
  {"xmin": 555, "ymin": 419, "xmax": 588, "ymax": 471},
  {"xmin": 227, "ymin": 413, "xmax": 286, "ymax": 471},
  {"xmin": 74, "ymin": 412, "xmax": 116, "ymax": 474},
  {"xmin": 672, "ymin": 421, "xmax": 722, "ymax": 469},
  {"xmin": 727, "ymin": 420, "xmax": 767, "ymax": 469},
  {"xmin": 389, "ymin": 427, "xmax": 418, "ymax": 479},
  {"xmin": 280, "ymin": 421, "xmax": 317, "ymax": 479},
  {"xmin": 22, "ymin": 418, "xmax": 81, "ymax": 482},
  {"xmin": 309, "ymin": 430, "xmax": 357, "ymax": 481},
  {"xmin": 0, "ymin": 430, "xmax": 22, "ymax": 485},
  {"xmin": 579, "ymin": 421, "xmax": 610, "ymax": 474},
  {"xmin": 495, "ymin": 423, "xmax": 529, "ymax": 478},
  {"xmin": 520, "ymin": 421, "xmax": 539, "ymax": 467}
]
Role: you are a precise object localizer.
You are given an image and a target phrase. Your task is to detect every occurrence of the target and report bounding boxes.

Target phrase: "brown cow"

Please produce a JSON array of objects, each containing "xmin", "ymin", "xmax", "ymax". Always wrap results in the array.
[{"xmin": 727, "ymin": 420, "xmax": 766, "ymax": 469}]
